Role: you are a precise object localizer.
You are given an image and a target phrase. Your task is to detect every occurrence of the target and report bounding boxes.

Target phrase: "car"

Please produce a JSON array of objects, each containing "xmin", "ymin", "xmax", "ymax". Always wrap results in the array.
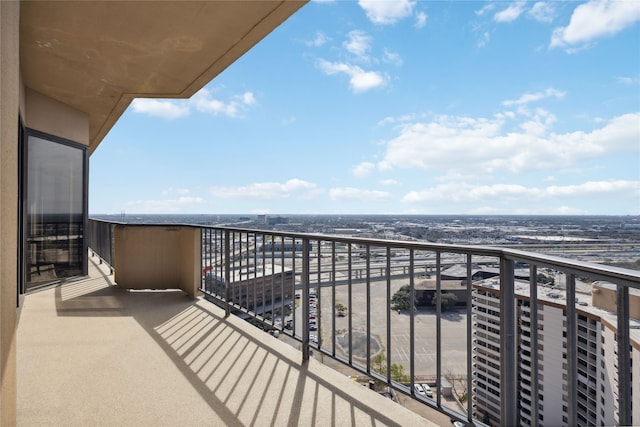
[
  {"xmin": 421, "ymin": 383, "xmax": 433, "ymax": 397},
  {"xmin": 310, "ymin": 334, "xmax": 318, "ymax": 344},
  {"xmin": 414, "ymin": 384, "xmax": 426, "ymax": 396},
  {"xmin": 309, "ymin": 322, "xmax": 317, "ymax": 331}
]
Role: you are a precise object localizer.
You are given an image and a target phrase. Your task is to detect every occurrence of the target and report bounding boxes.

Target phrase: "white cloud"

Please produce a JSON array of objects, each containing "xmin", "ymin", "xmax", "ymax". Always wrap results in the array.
[
  {"xmin": 477, "ymin": 31, "xmax": 490, "ymax": 48},
  {"xmin": 377, "ymin": 113, "xmax": 418, "ymax": 127},
  {"xmin": 379, "ymin": 111, "xmax": 640, "ymax": 176},
  {"xmin": 379, "ymin": 179, "xmax": 400, "ymax": 186},
  {"xmin": 617, "ymin": 76, "xmax": 640, "ymax": 85},
  {"xmin": 210, "ymin": 179, "xmax": 318, "ymax": 199},
  {"xmin": 131, "ymin": 87, "xmax": 256, "ymax": 119},
  {"xmin": 316, "ymin": 59, "xmax": 388, "ymax": 93},
  {"xmin": 527, "ymin": 2, "xmax": 556, "ymax": 23},
  {"xmin": 343, "ymin": 30, "xmax": 372, "ymax": 61},
  {"xmin": 306, "ymin": 31, "xmax": 331, "ymax": 47},
  {"xmin": 352, "ymin": 162, "xmax": 376, "ymax": 177},
  {"xmin": 494, "ymin": 1, "xmax": 526, "ymax": 23},
  {"xmin": 383, "ymin": 48, "xmax": 403, "ymax": 66},
  {"xmin": 402, "ymin": 180, "xmax": 640, "ymax": 203},
  {"xmin": 130, "ymin": 99, "xmax": 189, "ymax": 119},
  {"xmin": 502, "ymin": 88, "xmax": 566, "ymax": 106},
  {"xmin": 415, "ymin": 11, "xmax": 427, "ymax": 28},
  {"xmin": 329, "ymin": 187, "xmax": 391, "ymax": 201},
  {"xmin": 191, "ymin": 88, "xmax": 256, "ymax": 118},
  {"xmin": 475, "ymin": 4, "xmax": 496, "ymax": 16},
  {"xmin": 550, "ymin": 0, "xmax": 640, "ymax": 50},
  {"xmin": 358, "ymin": 0, "xmax": 416, "ymax": 25}
]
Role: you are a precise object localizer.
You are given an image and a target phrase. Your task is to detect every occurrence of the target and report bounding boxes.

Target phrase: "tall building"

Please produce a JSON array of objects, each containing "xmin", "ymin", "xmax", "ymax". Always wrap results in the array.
[{"xmin": 472, "ymin": 279, "xmax": 640, "ymax": 427}]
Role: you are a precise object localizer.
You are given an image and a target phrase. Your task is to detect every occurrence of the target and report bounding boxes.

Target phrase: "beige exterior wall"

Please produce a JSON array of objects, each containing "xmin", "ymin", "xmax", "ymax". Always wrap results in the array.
[
  {"xmin": 24, "ymin": 88, "xmax": 89, "ymax": 145},
  {"xmin": 114, "ymin": 226, "xmax": 201, "ymax": 297},
  {"xmin": 0, "ymin": 1, "xmax": 20, "ymax": 424},
  {"xmin": 592, "ymin": 283, "xmax": 640, "ymax": 320}
]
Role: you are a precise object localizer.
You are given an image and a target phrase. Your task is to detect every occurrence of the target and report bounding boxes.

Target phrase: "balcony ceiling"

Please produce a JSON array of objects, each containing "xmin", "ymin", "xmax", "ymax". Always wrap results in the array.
[{"xmin": 20, "ymin": 1, "xmax": 306, "ymax": 153}]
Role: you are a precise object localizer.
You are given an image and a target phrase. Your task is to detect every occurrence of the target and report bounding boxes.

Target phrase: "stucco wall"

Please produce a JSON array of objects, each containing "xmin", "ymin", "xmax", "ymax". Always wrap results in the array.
[
  {"xmin": 0, "ymin": 1, "xmax": 20, "ymax": 424},
  {"xmin": 114, "ymin": 226, "xmax": 201, "ymax": 297},
  {"xmin": 24, "ymin": 88, "xmax": 89, "ymax": 145}
]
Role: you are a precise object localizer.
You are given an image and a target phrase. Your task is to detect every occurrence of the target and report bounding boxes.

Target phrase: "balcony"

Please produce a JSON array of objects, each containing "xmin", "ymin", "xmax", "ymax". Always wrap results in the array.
[
  {"xmin": 18, "ymin": 219, "xmax": 639, "ymax": 426},
  {"xmin": 16, "ymin": 256, "xmax": 441, "ymax": 426}
]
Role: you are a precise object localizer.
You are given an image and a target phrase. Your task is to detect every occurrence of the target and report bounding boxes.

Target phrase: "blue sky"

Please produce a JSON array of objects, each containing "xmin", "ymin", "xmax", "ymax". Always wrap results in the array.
[{"xmin": 90, "ymin": 0, "xmax": 640, "ymax": 216}]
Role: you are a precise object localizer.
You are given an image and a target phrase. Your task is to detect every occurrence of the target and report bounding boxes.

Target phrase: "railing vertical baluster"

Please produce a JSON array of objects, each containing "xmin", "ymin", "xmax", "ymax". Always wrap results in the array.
[
  {"xmin": 410, "ymin": 248, "xmax": 415, "ymax": 394},
  {"xmin": 366, "ymin": 244, "xmax": 371, "ymax": 373},
  {"xmin": 530, "ymin": 265, "xmax": 539, "ymax": 427},
  {"xmin": 466, "ymin": 254, "xmax": 473, "ymax": 420},
  {"xmin": 292, "ymin": 236, "xmax": 304, "ymax": 337},
  {"xmin": 302, "ymin": 237, "xmax": 310, "ymax": 362},
  {"xmin": 317, "ymin": 239, "xmax": 322, "ymax": 348},
  {"xmin": 616, "ymin": 284, "xmax": 631, "ymax": 426},
  {"xmin": 500, "ymin": 257, "xmax": 517, "ymax": 427},
  {"xmin": 566, "ymin": 273, "xmax": 577, "ymax": 427},
  {"xmin": 332, "ymin": 241, "xmax": 336, "ymax": 357},
  {"xmin": 278, "ymin": 236, "xmax": 284, "ymax": 329},
  {"xmin": 348, "ymin": 244, "xmax": 353, "ymax": 365},
  {"xmin": 386, "ymin": 246, "xmax": 392, "ymax": 386},
  {"xmin": 224, "ymin": 230, "xmax": 231, "ymax": 317},
  {"xmin": 436, "ymin": 251, "xmax": 441, "ymax": 405},
  {"xmin": 270, "ymin": 235, "xmax": 275, "ymax": 329}
]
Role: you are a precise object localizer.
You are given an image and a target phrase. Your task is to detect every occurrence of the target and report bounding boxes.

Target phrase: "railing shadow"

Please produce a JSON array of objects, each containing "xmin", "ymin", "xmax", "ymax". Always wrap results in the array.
[{"xmin": 49, "ymin": 257, "xmax": 419, "ymax": 426}]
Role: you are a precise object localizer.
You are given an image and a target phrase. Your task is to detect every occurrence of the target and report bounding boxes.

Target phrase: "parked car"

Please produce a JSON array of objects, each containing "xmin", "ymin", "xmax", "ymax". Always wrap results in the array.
[
  {"xmin": 414, "ymin": 384, "xmax": 426, "ymax": 396},
  {"xmin": 422, "ymin": 384, "xmax": 433, "ymax": 398}
]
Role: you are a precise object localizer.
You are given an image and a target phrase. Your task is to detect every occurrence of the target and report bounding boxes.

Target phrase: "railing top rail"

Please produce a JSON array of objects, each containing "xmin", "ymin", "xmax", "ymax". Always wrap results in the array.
[
  {"xmin": 89, "ymin": 218, "xmax": 127, "ymax": 226},
  {"xmin": 90, "ymin": 219, "xmax": 640, "ymax": 287}
]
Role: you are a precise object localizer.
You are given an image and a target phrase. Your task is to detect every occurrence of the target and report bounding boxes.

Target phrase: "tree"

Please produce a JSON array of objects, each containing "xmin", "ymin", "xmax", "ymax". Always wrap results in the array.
[
  {"xmin": 435, "ymin": 292, "xmax": 457, "ymax": 311},
  {"xmin": 390, "ymin": 363, "xmax": 410, "ymax": 382},
  {"xmin": 335, "ymin": 301, "xmax": 348, "ymax": 316},
  {"xmin": 391, "ymin": 285, "xmax": 414, "ymax": 311},
  {"xmin": 372, "ymin": 353, "xmax": 386, "ymax": 375},
  {"xmin": 537, "ymin": 273, "xmax": 554, "ymax": 285}
]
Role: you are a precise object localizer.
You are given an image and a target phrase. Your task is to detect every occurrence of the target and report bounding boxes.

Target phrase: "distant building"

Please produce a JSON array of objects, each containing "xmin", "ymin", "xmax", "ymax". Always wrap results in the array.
[
  {"xmin": 266, "ymin": 216, "xmax": 289, "ymax": 226},
  {"xmin": 260, "ymin": 238, "xmax": 312, "ymax": 252},
  {"xmin": 204, "ymin": 264, "xmax": 294, "ymax": 313},
  {"xmin": 440, "ymin": 264, "xmax": 530, "ymax": 281},
  {"xmin": 472, "ymin": 280, "xmax": 640, "ymax": 427},
  {"xmin": 415, "ymin": 279, "xmax": 467, "ymax": 306}
]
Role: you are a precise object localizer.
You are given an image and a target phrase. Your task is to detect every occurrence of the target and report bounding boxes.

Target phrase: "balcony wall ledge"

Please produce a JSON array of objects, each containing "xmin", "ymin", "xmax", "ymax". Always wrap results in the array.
[{"xmin": 17, "ymin": 257, "xmax": 438, "ymax": 427}]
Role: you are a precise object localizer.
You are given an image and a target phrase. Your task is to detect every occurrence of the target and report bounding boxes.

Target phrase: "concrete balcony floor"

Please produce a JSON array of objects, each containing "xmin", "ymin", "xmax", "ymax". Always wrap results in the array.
[{"xmin": 17, "ymin": 257, "xmax": 439, "ymax": 427}]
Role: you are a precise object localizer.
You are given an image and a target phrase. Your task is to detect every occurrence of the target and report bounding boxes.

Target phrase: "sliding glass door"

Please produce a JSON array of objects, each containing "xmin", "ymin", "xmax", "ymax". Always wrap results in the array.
[{"xmin": 22, "ymin": 129, "xmax": 88, "ymax": 290}]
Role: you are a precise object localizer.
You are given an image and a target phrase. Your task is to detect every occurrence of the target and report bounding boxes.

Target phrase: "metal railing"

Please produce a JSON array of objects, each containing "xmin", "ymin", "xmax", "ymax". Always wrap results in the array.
[
  {"xmin": 88, "ymin": 219, "xmax": 640, "ymax": 426},
  {"xmin": 88, "ymin": 219, "xmax": 117, "ymax": 271},
  {"xmin": 200, "ymin": 226, "xmax": 639, "ymax": 427}
]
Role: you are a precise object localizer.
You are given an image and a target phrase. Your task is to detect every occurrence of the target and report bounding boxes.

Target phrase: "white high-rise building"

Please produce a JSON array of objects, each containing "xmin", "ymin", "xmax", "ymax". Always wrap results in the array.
[{"xmin": 472, "ymin": 279, "xmax": 639, "ymax": 427}]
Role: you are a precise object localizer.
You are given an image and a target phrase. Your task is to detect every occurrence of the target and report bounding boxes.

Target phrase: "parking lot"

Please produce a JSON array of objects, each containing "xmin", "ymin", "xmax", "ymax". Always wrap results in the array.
[{"xmin": 293, "ymin": 278, "xmax": 469, "ymax": 379}]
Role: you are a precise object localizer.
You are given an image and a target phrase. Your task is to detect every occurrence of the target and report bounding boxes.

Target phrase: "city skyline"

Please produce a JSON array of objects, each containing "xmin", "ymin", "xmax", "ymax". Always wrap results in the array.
[{"xmin": 89, "ymin": 0, "xmax": 640, "ymax": 216}]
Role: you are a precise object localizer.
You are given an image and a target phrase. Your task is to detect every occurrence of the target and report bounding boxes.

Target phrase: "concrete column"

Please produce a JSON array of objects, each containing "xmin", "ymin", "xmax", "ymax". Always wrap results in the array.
[{"xmin": 0, "ymin": 1, "xmax": 20, "ymax": 424}]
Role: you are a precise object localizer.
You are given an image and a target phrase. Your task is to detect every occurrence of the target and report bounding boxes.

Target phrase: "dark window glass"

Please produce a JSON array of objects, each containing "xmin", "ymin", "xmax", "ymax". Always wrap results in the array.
[{"xmin": 24, "ymin": 131, "xmax": 87, "ymax": 290}]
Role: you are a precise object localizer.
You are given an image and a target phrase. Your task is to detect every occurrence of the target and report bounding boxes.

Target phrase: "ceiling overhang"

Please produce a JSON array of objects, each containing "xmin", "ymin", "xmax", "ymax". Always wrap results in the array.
[{"xmin": 20, "ymin": 1, "xmax": 307, "ymax": 153}]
